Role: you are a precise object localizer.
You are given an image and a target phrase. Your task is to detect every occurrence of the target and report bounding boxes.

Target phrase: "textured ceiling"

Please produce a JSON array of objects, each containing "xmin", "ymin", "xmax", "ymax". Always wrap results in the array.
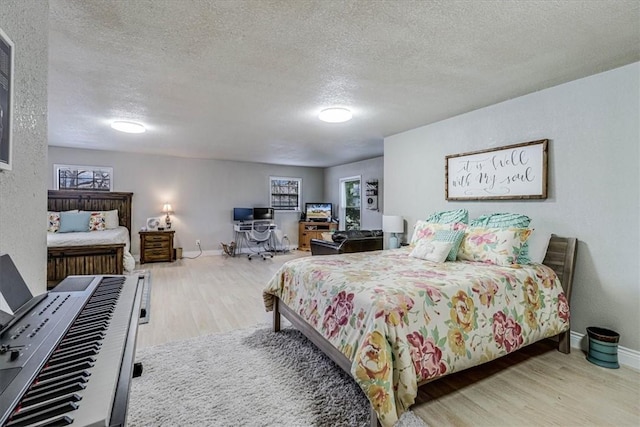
[{"xmin": 48, "ymin": 0, "xmax": 640, "ymax": 167}]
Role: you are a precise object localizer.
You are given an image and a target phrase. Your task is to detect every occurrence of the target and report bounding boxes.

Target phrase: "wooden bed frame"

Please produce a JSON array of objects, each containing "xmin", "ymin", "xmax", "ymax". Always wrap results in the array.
[
  {"xmin": 47, "ymin": 190, "xmax": 133, "ymax": 285},
  {"xmin": 272, "ymin": 234, "xmax": 578, "ymax": 426}
]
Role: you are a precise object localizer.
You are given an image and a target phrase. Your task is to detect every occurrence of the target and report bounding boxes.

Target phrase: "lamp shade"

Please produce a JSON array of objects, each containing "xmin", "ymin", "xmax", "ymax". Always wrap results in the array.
[
  {"xmin": 161, "ymin": 203, "xmax": 173, "ymax": 214},
  {"xmin": 382, "ymin": 215, "xmax": 403, "ymax": 233}
]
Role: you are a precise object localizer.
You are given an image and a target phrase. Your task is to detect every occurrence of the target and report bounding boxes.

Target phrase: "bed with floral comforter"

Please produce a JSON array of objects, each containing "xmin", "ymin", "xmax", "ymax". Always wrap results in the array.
[{"xmin": 263, "ymin": 248, "xmax": 570, "ymax": 427}]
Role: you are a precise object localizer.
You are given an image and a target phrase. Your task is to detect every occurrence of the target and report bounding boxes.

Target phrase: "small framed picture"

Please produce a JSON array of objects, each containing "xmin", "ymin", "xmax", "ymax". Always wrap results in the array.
[
  {"xmin": 146, "ymin": 217, "xmax": 160, "ymax": 231},
  {"xmin": 54, "ymin": 164, "xmax": 113, "ymax": 191}
]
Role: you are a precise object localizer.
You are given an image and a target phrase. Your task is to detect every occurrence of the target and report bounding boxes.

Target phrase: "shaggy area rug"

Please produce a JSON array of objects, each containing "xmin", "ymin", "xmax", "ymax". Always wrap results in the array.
[{"xmin": 128, "ymin": 325, "xmax": 427, "ymax": 427}]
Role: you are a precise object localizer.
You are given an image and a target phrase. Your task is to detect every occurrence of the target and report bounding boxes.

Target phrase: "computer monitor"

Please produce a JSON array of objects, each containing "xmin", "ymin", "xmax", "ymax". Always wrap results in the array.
[
  {"xmin": 233, "ymin": 207, "xmax": 253, "ymax": 222},
  {"xmin": 253, "ymin": 207, "xmax": 274, "ymax": 220}
]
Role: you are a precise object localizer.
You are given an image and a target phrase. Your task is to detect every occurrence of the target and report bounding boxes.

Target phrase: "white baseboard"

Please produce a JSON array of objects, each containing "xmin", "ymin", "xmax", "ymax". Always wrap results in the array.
[
  {"xmin": 180, "ymin": 247, "xmax": 299, "ymax": 259},
  {"xmin": 570, "ymin": 330, "xmax": 640, "ymax": 371},
  {"xmin": 182, "ymin": 249, "xmax": 220, "ymax": 258}
]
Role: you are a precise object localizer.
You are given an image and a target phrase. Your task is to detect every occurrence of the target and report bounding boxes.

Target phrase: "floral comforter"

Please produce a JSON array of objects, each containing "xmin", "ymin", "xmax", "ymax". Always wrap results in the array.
[{"xmin": 262, "ymin": 248, "xmax": 570, "ymax": 427}]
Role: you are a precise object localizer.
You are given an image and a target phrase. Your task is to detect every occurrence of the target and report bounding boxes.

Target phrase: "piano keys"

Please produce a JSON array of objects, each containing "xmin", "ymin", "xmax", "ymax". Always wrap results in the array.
[{"xmin": 0, "ymin": 272, "xmax": 144, "ymax": 427}]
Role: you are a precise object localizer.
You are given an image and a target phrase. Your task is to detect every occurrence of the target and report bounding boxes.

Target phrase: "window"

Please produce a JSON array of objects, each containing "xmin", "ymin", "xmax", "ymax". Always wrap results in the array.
[
  {"xmin": 270, "ymin": 177, "xmax": 302, "ymax": 211},
  {"xmin": 339, "ymin": 176, "xmax": 361, "ymax": 230}
]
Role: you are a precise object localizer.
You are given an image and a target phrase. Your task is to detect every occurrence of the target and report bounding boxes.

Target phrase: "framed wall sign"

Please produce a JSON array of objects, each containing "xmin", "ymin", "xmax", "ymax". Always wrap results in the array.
[
  {"xmin": 445, "ymin": 139, "xmax": 548, "ymax": 200},
  {"xmin": 0, "ymin": 27, "xmax": 14, "ymax": 171},
  {"xmin": 54, "ymin": 164, "xmax": 114, "ymax": 191}
]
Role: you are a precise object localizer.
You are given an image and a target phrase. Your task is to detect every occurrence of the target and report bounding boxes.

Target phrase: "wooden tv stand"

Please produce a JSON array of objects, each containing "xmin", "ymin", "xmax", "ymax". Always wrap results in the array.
[{"xmin": 298, "ymin": 221, "xmax": 338, "ymax": 251}]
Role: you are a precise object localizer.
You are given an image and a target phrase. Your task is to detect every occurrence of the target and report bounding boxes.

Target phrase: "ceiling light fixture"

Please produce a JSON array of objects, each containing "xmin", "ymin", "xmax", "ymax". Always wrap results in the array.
[
  {"xmin": 110, "ymin": 120, "xmax": 146, "ymax": 133},
  {"xmin": 318, "ymin": 108, "xmax": 352, "ymax": 123}
]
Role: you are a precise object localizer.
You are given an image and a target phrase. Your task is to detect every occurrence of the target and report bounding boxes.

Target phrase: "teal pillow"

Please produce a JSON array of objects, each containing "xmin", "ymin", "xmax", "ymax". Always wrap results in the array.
[
  {"xmin": 425, "ymin": 209, "xmax": 469, "ymax": 224},
  {"xmin": 470, "ymin": 213, "xmax": 531, "ymax": 263},
  {"xmin": 58, "ymin": 211, "xmax": 91, "ymax": 233},
  {"xmin": 433, "ymin": 229, "xmax": 465, "ymax": 261}
]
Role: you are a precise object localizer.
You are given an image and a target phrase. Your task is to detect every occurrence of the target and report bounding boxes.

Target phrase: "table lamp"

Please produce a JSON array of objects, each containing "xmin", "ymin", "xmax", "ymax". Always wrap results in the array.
[
  {"xmin": 382, "ymin": 215, "xmax": 403, "ymax": 249},
  {"xmin": 162, "ymin": 202, "xmax": 173, "ymax": 229}
]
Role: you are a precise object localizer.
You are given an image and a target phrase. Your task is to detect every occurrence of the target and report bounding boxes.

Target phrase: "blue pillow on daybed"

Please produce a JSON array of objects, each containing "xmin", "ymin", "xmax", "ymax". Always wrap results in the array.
[{"xmin": 58, "ymin": 211, "xmax": 91, "ymax": 233}]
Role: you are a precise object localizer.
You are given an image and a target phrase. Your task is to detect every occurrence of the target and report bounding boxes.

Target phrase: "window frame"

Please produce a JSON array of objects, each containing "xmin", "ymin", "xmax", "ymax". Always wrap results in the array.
[
  {"xmin": 339, "ymin": 175, "xmax": 361, "ymax": 230},
  {"xmin": 269, "ymin": 176, "xmax": 302, "ymax": 212}
]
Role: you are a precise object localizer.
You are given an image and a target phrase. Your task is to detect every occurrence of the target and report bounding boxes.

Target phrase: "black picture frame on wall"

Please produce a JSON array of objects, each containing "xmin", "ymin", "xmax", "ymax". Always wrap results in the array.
[{"xmin": 0, "ymin": 27, "xmax": 14, "ymax": 171}]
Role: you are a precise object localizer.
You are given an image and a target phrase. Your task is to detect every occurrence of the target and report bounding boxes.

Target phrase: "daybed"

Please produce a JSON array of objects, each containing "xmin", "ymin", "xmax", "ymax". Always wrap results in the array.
[
  {"xmin": 264, "ymin": 230, "xmax": 576, "ymax": 427},
  {"xmin": 47, "ymin": 190, "xmax": 135, "ymax": 285}
]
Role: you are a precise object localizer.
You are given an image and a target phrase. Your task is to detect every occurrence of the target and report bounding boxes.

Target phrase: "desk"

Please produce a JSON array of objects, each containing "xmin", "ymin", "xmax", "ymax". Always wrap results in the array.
[{"xmin": 233, "ymin": 222, "xmax": 277, "ymax": 256}]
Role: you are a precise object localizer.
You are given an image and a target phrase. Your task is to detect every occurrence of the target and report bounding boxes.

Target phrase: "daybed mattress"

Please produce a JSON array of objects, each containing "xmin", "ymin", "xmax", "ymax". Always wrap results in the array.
[
  {"xmin": 263, "ymin": 248, "xmax": 570, "ymax": 426},
  {"xmin": 47, "ymin": 226, "xmax": 135, "ymax": 272}
]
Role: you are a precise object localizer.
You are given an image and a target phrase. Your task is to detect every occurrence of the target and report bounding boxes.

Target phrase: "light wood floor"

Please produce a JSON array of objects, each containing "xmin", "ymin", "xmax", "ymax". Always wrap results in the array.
[{"xmin": 137, "ymin": 253, "xmax": 640, "ymax": 426}]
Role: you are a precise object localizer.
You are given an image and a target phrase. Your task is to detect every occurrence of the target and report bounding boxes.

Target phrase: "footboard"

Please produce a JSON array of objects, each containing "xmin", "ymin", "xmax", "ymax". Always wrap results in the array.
[{"xmin": 47, "ymin": 244, "xmax": 125, "ymax": 286}]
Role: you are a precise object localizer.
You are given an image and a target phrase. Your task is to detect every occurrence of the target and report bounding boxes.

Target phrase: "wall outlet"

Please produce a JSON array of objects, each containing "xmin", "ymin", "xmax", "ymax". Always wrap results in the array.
[{"xmin": 196, "ymin": 239, "xmax": 201, "ymax": 246}]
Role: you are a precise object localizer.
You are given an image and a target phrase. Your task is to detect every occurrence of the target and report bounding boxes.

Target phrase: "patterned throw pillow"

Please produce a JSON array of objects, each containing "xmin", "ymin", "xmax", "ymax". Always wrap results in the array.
[
  {"xmin": 457, "ymin": 227, "xmax": 532, "ymax": 266},
  {"xmin": 470, "ymin": 213, "xmax": 532, "ymax": 264},
  {"xmin": 409, "ymin": 221, "xmax": 454, "ymax": 246},
  {"xmin": 425, "ymin": 209, "xmax": 469, "ymax": 224},
  {"xmin": 48, "ymin": 211, "xmax": 60, "ymax": 233},
  {"xmin": 89, "ymin": 212, "xmax": 106, "ymax": 231},
  {"xmin": 433, "ymin": 229, "xmax": 465, "ymax": 261},
  {"xmin": 409, "ymin": 240, "xmax": 453, "ymax": 263}
]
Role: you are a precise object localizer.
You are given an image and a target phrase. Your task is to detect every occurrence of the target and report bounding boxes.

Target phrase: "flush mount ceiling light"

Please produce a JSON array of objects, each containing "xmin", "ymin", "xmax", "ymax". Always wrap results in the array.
[
  {"xmin": 110, "ymin": 120, "xmax": 146, "ymax": 133},
  {"xmin": 318, "ymin": 108, "xmax": 352, "ymax": 123}
]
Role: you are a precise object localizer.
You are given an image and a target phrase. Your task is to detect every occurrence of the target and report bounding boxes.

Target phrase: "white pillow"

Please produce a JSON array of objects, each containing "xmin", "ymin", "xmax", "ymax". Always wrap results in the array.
[
  {"xmin": 409, "ymin": 240, "xmax": 453, "ymax": 263},
  {"xmin": 104, "ymin": 210, "xmax": 120, "ymax": 229}
]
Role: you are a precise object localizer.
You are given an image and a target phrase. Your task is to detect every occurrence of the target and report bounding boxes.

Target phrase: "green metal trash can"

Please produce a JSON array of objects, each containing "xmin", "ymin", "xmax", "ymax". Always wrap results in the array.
[{"xmin": 586, "ymin": 327, "xmax": 620, "ymax": 369}]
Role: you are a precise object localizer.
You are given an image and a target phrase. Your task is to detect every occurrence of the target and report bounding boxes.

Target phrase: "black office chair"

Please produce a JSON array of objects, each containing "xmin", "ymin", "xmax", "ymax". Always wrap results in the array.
[{"xmin": 247, "ymin": 220, "xmax": 274, "ymax": 260}]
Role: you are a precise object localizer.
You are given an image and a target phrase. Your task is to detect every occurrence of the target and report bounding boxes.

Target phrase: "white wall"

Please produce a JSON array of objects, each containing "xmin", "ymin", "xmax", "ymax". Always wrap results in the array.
[
  {"xmin": 324, "ymin": 156, "xmax": 384, "ymax": 230},
  {"xmin": 0, "ymin": 1, "xmax": 48, "ymax": 296},
  {"xmin": 384, "ymin": 63, "xmax": 640, "ymax": 351},
  {"xmin": 48, "ymin": 147, "xmax": 324, "ymax": 256}
]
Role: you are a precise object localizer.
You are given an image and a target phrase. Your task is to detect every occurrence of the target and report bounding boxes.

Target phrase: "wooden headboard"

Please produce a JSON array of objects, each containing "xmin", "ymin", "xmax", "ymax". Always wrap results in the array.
[{"xmin": 47, "ymin": 190, "xmax": 134, "ymax": 238}]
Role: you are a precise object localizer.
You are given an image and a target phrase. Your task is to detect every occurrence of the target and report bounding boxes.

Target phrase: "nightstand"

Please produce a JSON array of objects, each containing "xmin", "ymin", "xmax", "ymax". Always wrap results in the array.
[{"xmin": 139, "ymin": 230, "xmax": 175, "ymax": 264}]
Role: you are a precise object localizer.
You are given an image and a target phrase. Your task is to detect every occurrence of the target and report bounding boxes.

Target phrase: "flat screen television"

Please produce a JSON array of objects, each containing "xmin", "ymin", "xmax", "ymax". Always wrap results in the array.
[
  {"xmin": 253, "ymin": 207, "xmax": 274, "ymax": 220},
  {"xmin": 233, "ymin": 207, "xmax": 253, "ymax": 222},
  {"xmin": 305, "ymin": 203, "xmax": 332, "ymax": 222}
]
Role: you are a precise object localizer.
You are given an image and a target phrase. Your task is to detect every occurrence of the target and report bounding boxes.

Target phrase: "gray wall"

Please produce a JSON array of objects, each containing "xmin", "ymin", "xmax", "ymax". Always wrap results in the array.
[
  {"xmin": 324, "ymin": 156, "xmax": 384, "ymax": 230},
  {"xmin": 48, "ymin": 147, "xmax": 324, "ymax": 256},
  {"xmin": 384, "ymin": 62, "xmax": 639, "ymax": 351},
  {"xmin": 0, "ymin": 1, "xmax": 48, "ymax": 296}
]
